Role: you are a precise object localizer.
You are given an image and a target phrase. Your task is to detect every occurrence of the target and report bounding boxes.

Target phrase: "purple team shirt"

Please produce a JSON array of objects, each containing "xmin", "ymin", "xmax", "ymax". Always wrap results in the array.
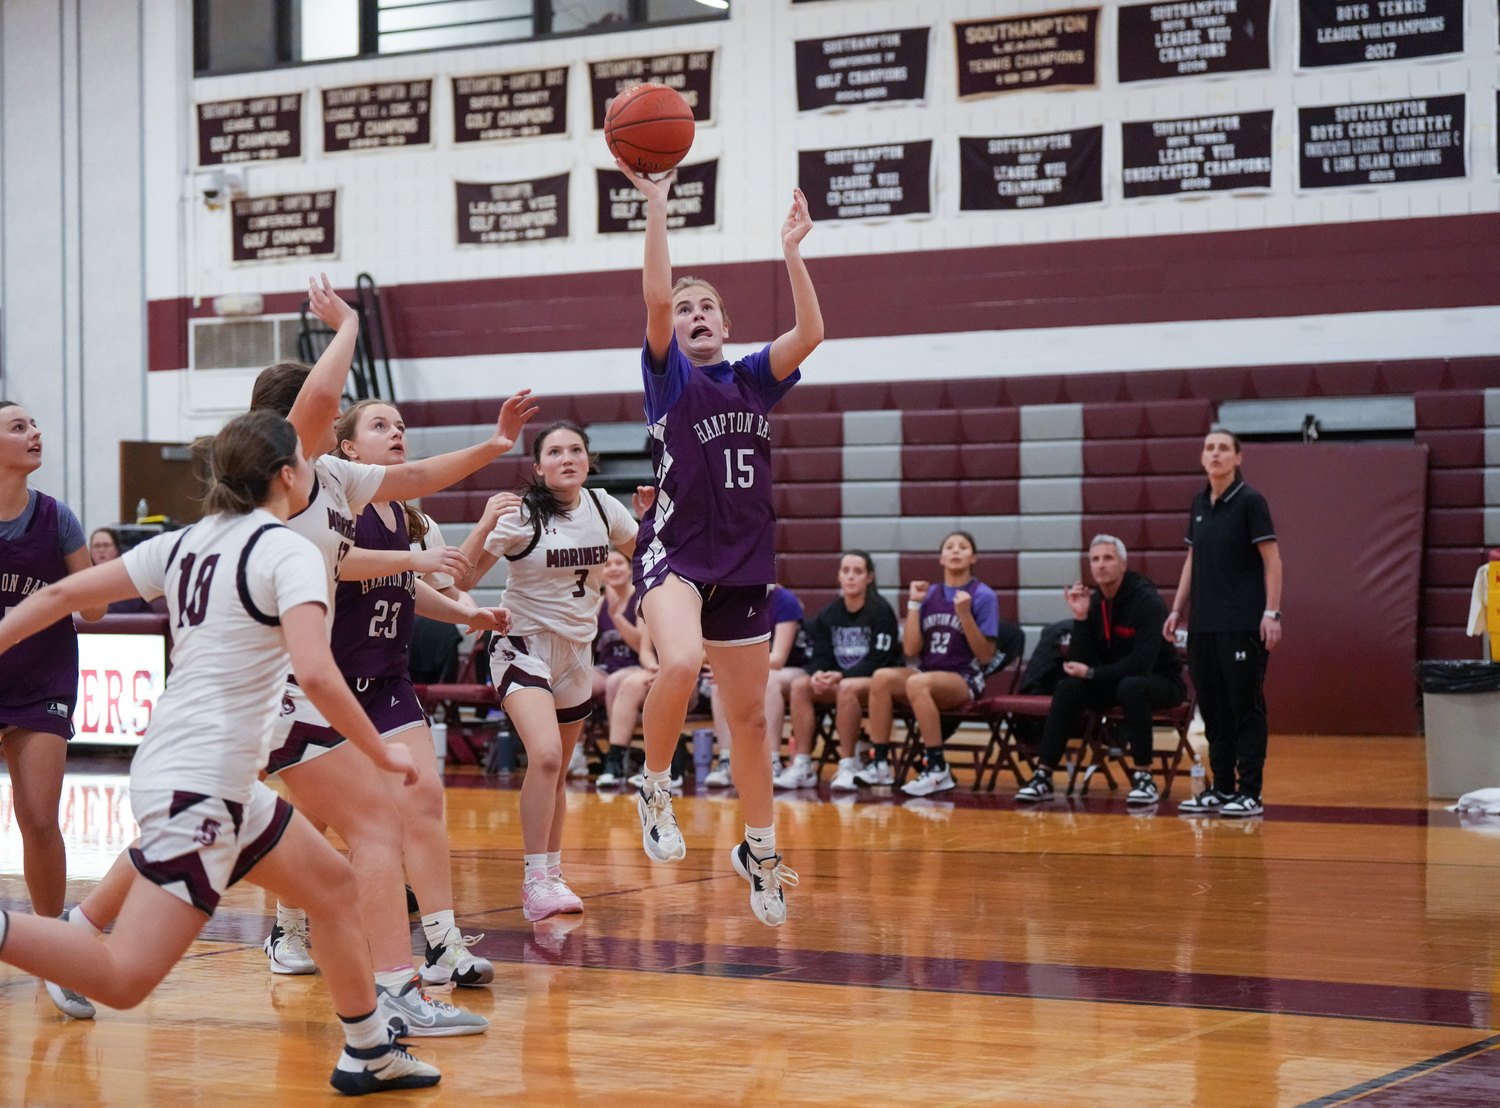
[
  {"xmin": 917, "ymin": 580, "xmax": 1000, "ymax": 678},
  {"xmin": 0, "ymin": 492, "xmax": 79, "ymax": 721},
  {"xmin": 332, "ymin": 505, "xmax": 416, "ymax": 679},
  {"xmin": 770, "ymin": 585, "xmax": 809, "ymax": 668},
  {"xmin": 595, "ymin": 592, "xmax": 641, "ymax": 673},
  {"xmin": 634, "ymin": 333, "xmax": 800, "ymax": 588}
]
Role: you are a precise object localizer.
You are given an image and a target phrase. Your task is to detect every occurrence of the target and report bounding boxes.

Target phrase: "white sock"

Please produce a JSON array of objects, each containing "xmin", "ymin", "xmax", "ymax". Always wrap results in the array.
[
  {"xmin": 745, "ymin": 824, "xmax": 776, "ymax": 859},
  {"xmin": 546, "ymin": 851, "xmax": 561, "ymax": 872},
  {"xmin": 643, "ymin": 766, "xmax": 672, "ymax": 790},
  {"xmin": 373, "ymin": 965, "xmax": 415, "ymax": 992},
  {"xmin": 420, "ymin": 910, "xmax": 455, "ymax": 948},
  {"xmin": 523, "ymin": 853, "xmax": 547, "ymax": 879},
  {"xmin": 277, "ymin": 903, "xmax": 307, "ymax": 931},
  {"xmin": 340, "ymin": 1007, "xmax": 387, "ymax": 1051},
  {"xmin": 67, "ymin": 905, "xmax": 103, "ymax": 936}
]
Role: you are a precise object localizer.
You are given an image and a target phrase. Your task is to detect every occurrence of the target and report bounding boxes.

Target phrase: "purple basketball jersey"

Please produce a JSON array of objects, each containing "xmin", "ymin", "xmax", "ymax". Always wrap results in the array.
[
  {"xmin": 0, "ymin": 492, "xmax": 79, "ymax": 720},
  {"xmin": 332, "ymin": 505, "xmax": 415, "ymax": 679},
  {"xmin": 634, "ymin": 333, "xmax": 799, "ymax": 589},
  {"xmin": 595, "ymin": 591, "xmax": 641, "ymax": 673},
  {"xmin": 917, "ymin": 580, "xmax": 1000, "ymax": 679}
]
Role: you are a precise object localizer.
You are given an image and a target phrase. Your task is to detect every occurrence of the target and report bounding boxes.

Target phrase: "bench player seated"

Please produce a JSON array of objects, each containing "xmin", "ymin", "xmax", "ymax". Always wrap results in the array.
[{"xmin": 1016, "ymin": 535, "xmax": 1186, "ymax": 805}]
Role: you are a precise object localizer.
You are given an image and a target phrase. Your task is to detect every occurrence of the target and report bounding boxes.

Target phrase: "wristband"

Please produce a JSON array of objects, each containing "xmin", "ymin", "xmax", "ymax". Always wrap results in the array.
[
  {"xmin": 908, "ymin": 600, "xmax": 921, "ymax": 610},
  {"xmin": 1264, "ymin": 610, "xmax": 1281, "ymax": 620}
]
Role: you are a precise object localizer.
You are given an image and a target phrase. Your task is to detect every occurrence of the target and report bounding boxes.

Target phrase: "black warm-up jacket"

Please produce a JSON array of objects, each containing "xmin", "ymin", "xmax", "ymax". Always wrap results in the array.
[{"xmin": 1065, "ymin": 569, "xmax": 1182, "ymax": 685}]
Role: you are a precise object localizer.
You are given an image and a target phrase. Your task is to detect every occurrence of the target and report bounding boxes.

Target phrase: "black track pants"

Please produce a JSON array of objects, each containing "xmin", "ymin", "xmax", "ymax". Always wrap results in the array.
[
  {"xmin": 1188, "ymin": 630, "xmax": 1269, "ymax": 799},
  {"xmin": 1038, "ymin": 673, "xmax": 1186, "ymax": 769}
]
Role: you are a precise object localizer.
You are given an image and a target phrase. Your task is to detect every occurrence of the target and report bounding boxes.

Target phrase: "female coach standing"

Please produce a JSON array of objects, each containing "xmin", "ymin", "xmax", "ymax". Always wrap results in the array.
[{"xmin": 1163, "ymin": 430, "xmax": 1282, "ymax": 818}]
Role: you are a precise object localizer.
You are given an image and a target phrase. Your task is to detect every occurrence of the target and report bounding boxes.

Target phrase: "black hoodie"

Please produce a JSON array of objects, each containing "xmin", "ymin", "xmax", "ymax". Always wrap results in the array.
[
  {"xmin": 1065, "ymin": 569, "xmax": 1181, "ymax": 684},
  {"xmin": 806, "ymin": 592, "xmax": 902, "ymax": 677}
]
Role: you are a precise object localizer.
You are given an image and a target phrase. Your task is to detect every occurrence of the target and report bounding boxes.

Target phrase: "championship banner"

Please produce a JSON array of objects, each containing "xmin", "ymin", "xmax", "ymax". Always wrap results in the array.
[
  {"xmin": 1117, "ymin": 0, "xmax": 1271, "ymax": 82},
  {"xmin": 597, "ymin": 160, "xmax": 717, "ymax": 233},
  {"xmin": 1298, "ymin": 0, "xmax": 1462, "ymax": 67},
  {"xmin": 1122, "ymin": 111, "xmax": 1273, "ymax": 196},
  {"xmin": 795, "ymin": 27, "xmax": 930, "ymax": 111},
  {"xmin": 231, "ymin": 191, "xmax": 337, "ymax": 262},
  {"xmin": 322, "ymin": 80, "xmax": 432, "ymax": 152},
  {"xmin": 959, "ymin": 128, "xmax": 1102, "ymax": 210},
  {"xmin": 954, "ymin": 9, "xmax": 1099, "ymax": 97},
  {"xmin": 457, "ymin": 174, "xmax": 569, "ymax": 245},
  {"xmin": 197, "ymin": 94, "xmax": 302, "ymax": 166},
  {"xmin": 590, "ymin": 52, "xmax": 713, "ymax": 130},
  {"xmin": 799, "ymin": 141, "xmax": 933, "ymax": 221},
  {"xmin": 1299, "ymin": 95, "xmax": 1464, "ymax": 188},
  {"xmin": 453, "ymin": 68, "xmax": 568, "ymax": 143}
]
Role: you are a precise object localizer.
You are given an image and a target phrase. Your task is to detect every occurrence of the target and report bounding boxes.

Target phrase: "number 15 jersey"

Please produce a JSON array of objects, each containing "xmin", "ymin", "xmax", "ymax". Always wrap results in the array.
[
  {"xmin": 121, "ymin": 510, "xmax": 328, "ymax": 802},
  {"xmin": 635, "ymin": 333, "xmax": 800, "ymax": 590}
]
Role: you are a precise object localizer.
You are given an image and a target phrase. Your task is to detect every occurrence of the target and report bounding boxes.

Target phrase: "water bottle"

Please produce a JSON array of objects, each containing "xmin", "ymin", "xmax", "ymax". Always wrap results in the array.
[
  {"xmin": 135, "ymin": 498, "xmax": 149, "ymax": 523},
  {"xmin": 691, "ymin": 728, "xmax": 715, "ymax": 780},
  {"xmin": 1189, "ymin": 758, "xmax": 1206, "ymax": 799}
]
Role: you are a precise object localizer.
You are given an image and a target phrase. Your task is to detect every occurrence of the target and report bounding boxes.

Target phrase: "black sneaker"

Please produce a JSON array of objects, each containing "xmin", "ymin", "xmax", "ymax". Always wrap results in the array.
[
  {"xmin": 1015, "ymin": 770, "xmax": 1055, "ymax": 802},
  {"xmin": 330, "ymin": 1033, "xmax": 441, "ymax": 1095},
  {"xmin": 1126, "ymin": 770, "xmax": 1159, "ymax": 805},
  {"xmin": 1219, "ymin": 794, "xmax": 1263, "ymax": 818},
  {"xmin": 1178, "ymin": 787, "xmax": 1227, "ymax": 815},
  {"xmin": 405, "ymin": 886, "xmax": 420, "ymax": 915},
  {"xmin": 596, "ymin": 747, "xmax": 627, "ymax": 787}
]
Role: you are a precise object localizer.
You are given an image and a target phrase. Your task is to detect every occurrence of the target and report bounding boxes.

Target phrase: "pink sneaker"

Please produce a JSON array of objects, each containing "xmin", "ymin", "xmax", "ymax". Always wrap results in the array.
[
  {"xmin": 546, "ymin": 867, "xmax": 584, "ymax": 914},
  {"xmin": 522, "ymin": 874, "xmax": 575, "ymax": 922}
]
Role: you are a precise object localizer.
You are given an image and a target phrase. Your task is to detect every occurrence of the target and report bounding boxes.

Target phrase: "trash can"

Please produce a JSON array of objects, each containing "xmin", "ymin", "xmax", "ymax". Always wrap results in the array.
[{"xmin": 1419, "ymin": 661, "xmax": 1500, "ymax": 799}]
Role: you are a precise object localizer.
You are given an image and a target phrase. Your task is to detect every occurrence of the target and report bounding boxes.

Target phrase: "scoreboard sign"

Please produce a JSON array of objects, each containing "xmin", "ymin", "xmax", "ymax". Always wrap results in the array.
[
  {"xmin": 197, "ymin": 94, "xmax": 302, "ymax": 165},
  {"xmin": 322, "ymin": 80, "xmax": 432, "ymax": 152},
  {"xmin": 72, "ymin": 633, "xmax": 165, "ymax": 746},
  {"xmin": 231, "ymin": 191, "xmax": 337, "ymax": 262}
]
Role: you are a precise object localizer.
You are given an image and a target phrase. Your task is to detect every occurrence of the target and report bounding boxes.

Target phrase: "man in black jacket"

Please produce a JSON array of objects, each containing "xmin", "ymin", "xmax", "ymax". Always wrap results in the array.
[{"xmin": 1016, "ymin": 536, "xmax": 1185, "ymax": 806}]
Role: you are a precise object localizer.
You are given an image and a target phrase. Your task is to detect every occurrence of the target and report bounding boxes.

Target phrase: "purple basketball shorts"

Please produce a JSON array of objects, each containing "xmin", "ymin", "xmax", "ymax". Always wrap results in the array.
[
  {"xmin": 0, "ymin": 696, "xmax": 77, "ymax": 741},
  {"xmin": 637, "ymin": 561, "xmax": 772, "ymax": 647},
  {"xmin": 351, "ymin": 675, "xmax": 427, "ymax": 739}
]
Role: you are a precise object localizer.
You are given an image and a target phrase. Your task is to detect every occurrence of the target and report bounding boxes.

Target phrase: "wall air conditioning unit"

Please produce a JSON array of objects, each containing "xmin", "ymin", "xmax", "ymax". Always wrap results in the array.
[{"xmin": 184, "ymin": 314, "xmax": 306, "ymax": 416}]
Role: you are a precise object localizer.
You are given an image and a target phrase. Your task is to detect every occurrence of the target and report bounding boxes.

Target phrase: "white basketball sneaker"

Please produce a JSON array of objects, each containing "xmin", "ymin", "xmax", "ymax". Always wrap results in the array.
[
  {"xmin": 330, "ymin": 1033, "xmax": 441, "ymax": 1095},
  {"xmin": 265, "ymin": 919, "xmax": 317, "ymax": 975},
  {"xmin": 730, "ymin": 841, "xmax": 799, "ymax": 927},
  {"xmin": 637, "ymin": 781, "xmax": 687, "ymax": 862}
]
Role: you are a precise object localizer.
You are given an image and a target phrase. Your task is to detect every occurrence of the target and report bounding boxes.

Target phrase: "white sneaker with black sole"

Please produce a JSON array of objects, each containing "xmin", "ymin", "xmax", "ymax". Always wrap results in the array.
[
  {"xmin": 637, "ymin": 782, "xmax": 687, "ymax": 862},
  {"xmin": 1178, "ymin": 787, "xmax": 1227, "ymax": 815},
  {"xmin": 772, "ymin": 758, "xmax": 819, "ymax": 790},
  {"xmin": 377, "ymin": 976, "xmax": 488, "ymax": 1037},
  {"xmin": 1015, "ymin": 771, "xmax": 1055, "ymax": 802},
  {"xmin": 420, "ymin": 930, "xmax": 494, "ymax": 987},
  {"xmin": 1126, "ymin": 770, "xmax": 1160, "ymax": 805},
  {"xmin": 330, "ymin": 1033, "xmax": 441, "ymax": 1096},
  {"xmin": 730, "ymin": 841, "xmax": 799, "ymax": 927},
  {"xmin": 265, "ymin": 920, "xmax": 317, "ymax": 975},
  {"xmin": 829, "ymin": 757, "xmax": 861, "ymax": 791},
  {"xmin": 853, "ymin": 759, "xmax": 894, "ymax": 786},
  {"xmin": 901, "ymin": 765, "xmax": 955, "ymax": 797},
  {"xmin": 1219, "ymin": 794, "xmax": 1264, "ymax": 818}
]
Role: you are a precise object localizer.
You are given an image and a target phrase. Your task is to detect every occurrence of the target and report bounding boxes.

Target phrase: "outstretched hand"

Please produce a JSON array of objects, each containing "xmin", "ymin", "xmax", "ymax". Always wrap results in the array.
[
  {"xmin": 494, "ymin": 390, "xmax": 539, "ymax": 450},
  {"xmin": 412, "ymin": 546, "xmax": 472, "ymax": 581},
  {"xmin": 308, "ymin": 273, "xmax": 358, "ymax": 332},
  {"xmin": 781, "ymin": 188, "xmax": 813, "ymax": 252},
  {"xmin": 616, "ymin": 158, "xmax": 676, "ymax": 203}
]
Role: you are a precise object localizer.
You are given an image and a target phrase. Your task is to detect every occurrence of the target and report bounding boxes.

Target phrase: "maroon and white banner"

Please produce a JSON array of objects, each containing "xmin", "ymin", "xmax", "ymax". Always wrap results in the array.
[
  {"xmin": 597, "ymin": 161, "xmax": 717, "ymax": 233},
  {"xmin": 231, "ymin": 191, "xmax": 337, "ymax": 262},
  {"xmin": 197, "ymin": 94, "xmax": 302, "ymax": 166},
  {"xmin": 322, "ymin": 80, "xmax": 432, "ymax": 152},
  {"xmin": 453, "ymin": 68, "xmax": 568, "ymax": 143},
  {"xmin": 589, "ymin": 52, "xmax": 714, "ymax": 130},
  {"xmin": 954, "ymin": 9, "xmax": 1099, "ymax": 97},
  {"xmin": 1122, "ymin": 111, "xmax": 1273, "ymax": 196},
  {"xmin": 457, "ymin": 175, "xmax": 569, "ymax": 245},
  {"xmin": 795, "ymin": 28, "xmax": 930, "ymax": 111},
  {"xmin": 1117, "ymin": 0, "xmax": 1271, "ymax": 82},
  {"xmin": 800, "ymin": 141, "xmax": 933, "ymax": 220},
  {"xmin": 960, "ymin": 128, "xmax": 1102, "ymax": 210}
]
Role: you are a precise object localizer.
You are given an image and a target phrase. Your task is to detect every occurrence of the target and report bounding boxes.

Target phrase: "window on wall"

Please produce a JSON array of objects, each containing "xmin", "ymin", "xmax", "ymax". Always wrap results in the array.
[{"xmin": 194, "ymin": 0, "xmax": 729, "ymax": 75}]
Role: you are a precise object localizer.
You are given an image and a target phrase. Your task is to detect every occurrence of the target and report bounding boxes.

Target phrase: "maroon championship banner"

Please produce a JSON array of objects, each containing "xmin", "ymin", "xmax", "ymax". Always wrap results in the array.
[
  {"xmin": 1122, "ymin": 111, "xmax": 1273, "ymax": 196},
  {"xmin": 231, "ymin": 191, "xmax": 337, "ymax": 262},
  {"xmin": 1299, "ymin": 95, "xmax": 1464, "ymax": 187},
  {"xmin": 799, "ymin": 141, "xmax": 933, "ymax": 221},
  {"xmin": 1117, "ymin": 0, "xmax": 1271, "ymax": 82},
  {"xmin": 456, "ymin": 174, "xmax": 569, "ymax": 245},
  {"xmin": 1299, "ymin": 0, "xmax": 1462, "ymax": 67},
  {"xmin": 197, "ymin": 94, "xmax": 302, "ymax": 165},
  {"xmin": 322, "ymin": 80, "xmax": 432, "ymax": 152},
  {"xmin": 453, "ymin": 68, "xmax": 568, "ymax": 143},
  {"xmin": 794, "ymin": 28, "xmax": 930, "ymax": 111},
  {"xmin": 589, "ymin": 52, "xmax": 713, "ymax": 129},
  {"xmin": 596, "ymin": 160, "xmax": 717, "ymax": 233},
  {"xmin": 959, "ymin": 128, "xmax": 1102, "ymax": 210},
  {"xmin": 954, "ymin": 9, "xmax": 1099, "ymax": 97}
]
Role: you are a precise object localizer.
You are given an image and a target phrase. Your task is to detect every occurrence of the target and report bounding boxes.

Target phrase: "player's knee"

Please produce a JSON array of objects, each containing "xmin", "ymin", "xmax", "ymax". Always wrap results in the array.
[
  {"xmin": 530, "ymin": 745, "xmax": 564, "ymax": 778},
  {"xmin": 655, "ymin": 657, "xmax": 699, "ymax": 688}
]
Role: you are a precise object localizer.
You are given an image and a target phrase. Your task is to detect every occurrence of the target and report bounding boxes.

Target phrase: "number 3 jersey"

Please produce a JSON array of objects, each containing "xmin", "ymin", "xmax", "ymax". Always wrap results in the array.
[
  {"xmin": 635, "ymin": 333, "xmax": 799, "ymax": 589},
  {"xmin": 121, "ymin": 511, "xmax": 328, "ymax": 802},
  {"xmin": 331, "ymin": 504, "xmax": 416, "ymax": 679},
  {"xmin": 284, "ymin": 455, "xmax": 386, "ymax": 635},
  {"xmin": 483, "ymin": 490, "xmax": 638, "ymax": 643}
]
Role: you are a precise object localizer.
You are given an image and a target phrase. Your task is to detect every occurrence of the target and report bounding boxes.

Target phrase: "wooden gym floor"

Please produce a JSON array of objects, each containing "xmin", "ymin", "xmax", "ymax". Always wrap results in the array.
[{"xmin": 0, "ymin": 734, "xmax": 1495, "ymax": 1106}]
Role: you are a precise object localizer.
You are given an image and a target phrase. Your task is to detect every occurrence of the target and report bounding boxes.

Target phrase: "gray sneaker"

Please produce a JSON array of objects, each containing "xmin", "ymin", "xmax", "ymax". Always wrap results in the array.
[
  {"xmin": 377, "ymin": 976, "xmax": 488, "ymax": 1037},
  {"xmin": 45, "ymin": 980, "xmax": 95, "ymax": 1020}
]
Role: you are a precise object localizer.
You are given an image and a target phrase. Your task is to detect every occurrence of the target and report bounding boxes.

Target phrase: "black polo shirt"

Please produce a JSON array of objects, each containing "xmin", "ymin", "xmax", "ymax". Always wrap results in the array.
[{"xmin": 1184, "ymin": 477, "xmax": 1276, "ymax": 633}]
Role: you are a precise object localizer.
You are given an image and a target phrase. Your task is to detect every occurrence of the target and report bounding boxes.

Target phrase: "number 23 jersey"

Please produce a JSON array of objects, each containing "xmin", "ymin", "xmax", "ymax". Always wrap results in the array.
[
  {"xmin": 121, "ymin": 511, "xmax": 328, "ymax": 802},
  {"xmin": 483, "ymin": 490, "xmax": 638, "ymax": 643}
]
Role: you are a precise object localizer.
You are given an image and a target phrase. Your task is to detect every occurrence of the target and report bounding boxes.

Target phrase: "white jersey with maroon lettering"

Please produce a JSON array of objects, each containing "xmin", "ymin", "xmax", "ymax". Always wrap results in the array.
[
  {"xmin": 283, "ymin": 454, "xmax": 385, "ymax": 634},
  {"xmin": 483, "ymin": 489, "xmax": 637, "ymax": 643}
]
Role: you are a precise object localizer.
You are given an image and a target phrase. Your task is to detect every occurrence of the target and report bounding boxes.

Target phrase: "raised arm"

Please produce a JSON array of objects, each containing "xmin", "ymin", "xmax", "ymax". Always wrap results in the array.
[
  {"xmin": 453, "ymin": 492, "xmax": 515, "ymax": 592},
  {"xmin": 768, "ymin": 189, "xmax": 824, "ymax": 381},
  {"xmin": 952, "ymin": 590, "xmax": 997, "ymax": 667},
  {"xmin": 902, "ymin": 581, "xmax": 928, "ymax": 658},
  {"xmin": 616, "ymin": 160, "xmax": 676, "ymax": 365},
  {"xmin": 375, "ymin": 391, "xmax": 537, "ymax": 503},
  {"xmin": 286, "ymin": 275, "xmax": 359, "ymax": 454},
  {"xmin": 0, "ymin": 560, "xmax": 138, "ymax": 652}
]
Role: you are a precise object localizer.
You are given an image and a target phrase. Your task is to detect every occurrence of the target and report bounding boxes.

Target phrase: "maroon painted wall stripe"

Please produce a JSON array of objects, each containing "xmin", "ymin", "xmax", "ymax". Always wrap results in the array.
[{"xmin": 147, "ymin": 212, "xmax": 1500, "ymax": 370}]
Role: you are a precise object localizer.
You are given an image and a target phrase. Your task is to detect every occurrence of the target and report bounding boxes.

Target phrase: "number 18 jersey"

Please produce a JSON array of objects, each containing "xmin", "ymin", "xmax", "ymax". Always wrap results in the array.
[{"xmin": 121, "ymin": 511, "xmax": 328, "ymax": 802}]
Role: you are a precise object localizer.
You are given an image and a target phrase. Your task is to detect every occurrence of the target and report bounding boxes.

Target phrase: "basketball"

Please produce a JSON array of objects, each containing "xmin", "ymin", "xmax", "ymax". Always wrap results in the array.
[{"xmin": 605, "ymin": 83, "xmax": 695, "ymax": 175}]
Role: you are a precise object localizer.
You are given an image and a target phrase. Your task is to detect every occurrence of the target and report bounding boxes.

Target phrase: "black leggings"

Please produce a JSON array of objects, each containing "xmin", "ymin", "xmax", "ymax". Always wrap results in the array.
[
  {"xmin": 1188, "ymin": 630, "xmax": 1268, "ymax": 798},
  {"xmin": 1038, "ymin": 673, "xmax": 1185, "ymax": 769}
]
